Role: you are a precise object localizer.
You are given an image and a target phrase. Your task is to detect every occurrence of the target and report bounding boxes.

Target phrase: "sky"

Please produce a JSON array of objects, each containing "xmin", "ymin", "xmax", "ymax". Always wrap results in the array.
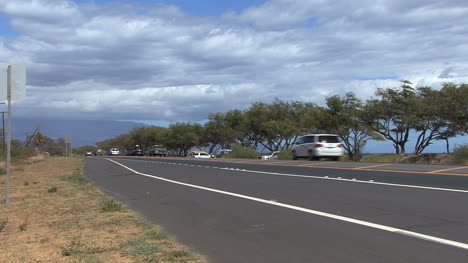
[{"xmin": 0, "ymin": 0, "xmax": 467, "ymax": 151}]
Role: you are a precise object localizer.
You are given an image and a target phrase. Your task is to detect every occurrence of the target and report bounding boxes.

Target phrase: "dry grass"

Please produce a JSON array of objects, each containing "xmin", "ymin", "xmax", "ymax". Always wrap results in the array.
[{"xmin": 0, "ymin": 157, "xmax": 205, "ymax": 263}]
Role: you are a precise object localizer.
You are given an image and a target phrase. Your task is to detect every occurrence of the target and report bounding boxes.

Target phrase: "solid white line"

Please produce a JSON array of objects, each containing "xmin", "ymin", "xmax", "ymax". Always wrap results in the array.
[{"xmin": 106, "ymin": 158, "xmax": 468, "ymax": 251}]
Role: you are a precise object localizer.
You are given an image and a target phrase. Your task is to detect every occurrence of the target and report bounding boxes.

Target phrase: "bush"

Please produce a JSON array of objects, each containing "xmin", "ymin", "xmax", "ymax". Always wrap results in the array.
[
  {"xmin": 277, "ymin": 148, "xmax": 292, "ymax": 160},
  {"xmin": 230, "ymin": 145, "xmax": 261, "ymax": 159},
  {"xmin": 450, "ymin": 145, "xmax": 468, "ymax": 165}
]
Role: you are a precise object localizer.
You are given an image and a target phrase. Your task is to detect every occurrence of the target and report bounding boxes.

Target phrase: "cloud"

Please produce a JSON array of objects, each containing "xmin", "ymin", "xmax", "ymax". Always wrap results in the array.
[{"xmin": 0, "ymin": 0, "xmax": 467, "ymax": 122}]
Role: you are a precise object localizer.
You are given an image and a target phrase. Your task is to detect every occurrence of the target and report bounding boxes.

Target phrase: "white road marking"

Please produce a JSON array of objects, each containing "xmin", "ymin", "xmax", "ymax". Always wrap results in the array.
[
  {"xmin": 106, "ymin": 158, "xmax": 468, "ymax": 251},
  {"xmin": 219, "ymin": 167, "xmax": 468, "ymax": 193}
]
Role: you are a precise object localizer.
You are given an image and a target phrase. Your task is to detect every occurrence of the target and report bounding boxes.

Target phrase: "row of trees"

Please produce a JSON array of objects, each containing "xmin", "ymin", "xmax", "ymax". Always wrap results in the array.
[{"xmin": 96, "ymin": 82, "xmax": 467, "ymax": 160}]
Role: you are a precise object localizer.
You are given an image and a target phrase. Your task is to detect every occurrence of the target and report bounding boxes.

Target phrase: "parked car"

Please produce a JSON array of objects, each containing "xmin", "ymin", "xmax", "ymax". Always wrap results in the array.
[
  {"xmin": 291, "ymin": 134, "xmax": 343, "ymax": 160},
  {"xmin": 191, "ymin": 151, "xmax": 212, "ymax": 159},
  {"xmin": 108, "ymin": 148, "xmax": 120, "ymax": 156},
  {"xmin": 85, "ymin": 151, "xmax": 93, "ymax": 156},
  {"xmin": 94, "ymin": 149, "xmax": 105, "ymax": 156},
  {"xmin": 149, "ymin": 145, "xmax": 168, "ymax": 157},
  {"xmin": 128, "ymin": 145, "xmax": 144, "ymax": 156},
  {"xmin": 260, "ymin": 151, "xmax": 280, "ymax": 160}
]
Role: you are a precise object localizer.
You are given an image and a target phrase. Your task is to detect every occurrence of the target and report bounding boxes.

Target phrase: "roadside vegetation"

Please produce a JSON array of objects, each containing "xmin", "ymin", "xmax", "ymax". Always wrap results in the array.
[
  {"xmin": 449, "ymin": 145, "xmax": 468, "ymax": 165},
  {"xmin": 0, "ymin": 157, "xmax": 205, "ymax": 263},
  {"xmin": 94, "ymin": 82, "xmax": 466, "ymax": 162}
]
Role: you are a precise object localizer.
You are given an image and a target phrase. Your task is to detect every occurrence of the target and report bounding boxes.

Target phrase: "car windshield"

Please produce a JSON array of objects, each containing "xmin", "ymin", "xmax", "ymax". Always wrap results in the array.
[{"xmin": 318, "ymin": 136, "xmax": 339, "ymax": 143}]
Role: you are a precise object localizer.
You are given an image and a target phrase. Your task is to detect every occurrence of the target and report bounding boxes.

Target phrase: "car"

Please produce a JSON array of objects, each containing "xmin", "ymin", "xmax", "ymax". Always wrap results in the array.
[
  {"xmin": 191, "ymin": 151, "xmax": 212, "ymax": 159},
  {"xmin": 85, "ymin": 151, "xmax": 93, "ymax": 156},
  {"xmin": 291, "ymin": 134, "xmax": 343, "ymax": 161},
  {"xmin": 149, "ymin": 145, "xmax": 168, "ymax": 157},
  {"xmin": 108, "ymin": 148, "xmax": 120, "ymax": 156},
  {"xmin": 128, "ymin": 145, "xmax": 144, "ymax": 156},
  {"xmin": 260, "ymin": 151, "xmax": 280, "ymax": 160},
  {"xmin": 94, "ymin": 149, "xmax": 105, "ymax": 156}
]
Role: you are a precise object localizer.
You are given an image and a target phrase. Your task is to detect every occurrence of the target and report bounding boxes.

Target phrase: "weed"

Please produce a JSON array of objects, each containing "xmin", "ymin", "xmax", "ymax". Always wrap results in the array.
[
  {"xmin": 61, "ymin": 240, "xmax": 104, "ymax": 257},
  {"xmin": 146, "ymin": 230, "xmax": 169, "ymax": 240},
  {"xmin": 122, "ymin": 237, "xmax": 159, "ymax": 256},
  {"xmin": 47, "ymin": 185, "xmax": 58, "ymax": 193},
  {"xmin": 63, "ymin": 173, "xmax": 89, "ymax": 185},
  {"xmin": 450, "ymin": 144, "xmax": 468, "ymax": 165},
  {"xmin": 23, "ymin": 181, "xmax": 29, "ymax": 186},
  {"xmin": 100, "ymin": 199, "xmax": 122, "ymax": 212},
  {"xmin": 18, "ymin": 222, "xmax": 27, "ymax": 232},
  {"xmin": 162, "ymin": 250, "xmax": 192, "ymax": 260},
  {"xmin": 0, "ymin": 218, "xmax": 8, "ymax": 231}
]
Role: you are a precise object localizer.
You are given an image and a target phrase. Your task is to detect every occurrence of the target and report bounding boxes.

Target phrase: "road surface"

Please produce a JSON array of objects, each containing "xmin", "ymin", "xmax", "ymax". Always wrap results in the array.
[{"xmin": 85, "ymin": 157, "xmax": 468, "ymax": 262}]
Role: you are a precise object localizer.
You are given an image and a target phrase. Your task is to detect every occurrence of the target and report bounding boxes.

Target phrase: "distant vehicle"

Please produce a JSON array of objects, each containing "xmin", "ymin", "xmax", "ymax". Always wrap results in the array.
[
  {"xmin": 94, "ymin": 149, "xmax": 105, "ymax": 156},
  {"xmin": 108, "ymin": 148, "xmax": 120, "ymax": 156},
  {"xmin": 191, "ymin": 151, "xmax": 212, "ymax": 159},
  {"xmin": 217, "ymin": 149, "xmax": 232, "ymax": 157},
  {"xmin": 260, "ymin": 151, "xmax": 280, "ymax": 160},
  {"xmin": 291, "ymin": 134, "xmax": 343, "ymax": 161},
  {"xmin": 85, "ymin": 151, "xmax": 93, "ymax": 156},
  {"xmin": 149, "ymin": 145, "xmax": 168, "ymax": 157},
  {"xmin": 128, "ymin": 145, "xmax": 144, "ymax": 156}
]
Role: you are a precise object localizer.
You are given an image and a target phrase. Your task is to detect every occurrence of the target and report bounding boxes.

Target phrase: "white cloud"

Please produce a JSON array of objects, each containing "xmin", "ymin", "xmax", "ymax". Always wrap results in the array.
[{"xmin": 0, "ymin": 0, "xmax": 467, "ymax": 121}]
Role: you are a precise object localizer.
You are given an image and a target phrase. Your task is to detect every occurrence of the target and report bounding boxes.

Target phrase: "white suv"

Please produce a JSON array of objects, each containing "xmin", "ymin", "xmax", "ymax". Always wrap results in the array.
[{"xmin": 291, "ymin": 134, "xmax": 343, "ymax": 161}]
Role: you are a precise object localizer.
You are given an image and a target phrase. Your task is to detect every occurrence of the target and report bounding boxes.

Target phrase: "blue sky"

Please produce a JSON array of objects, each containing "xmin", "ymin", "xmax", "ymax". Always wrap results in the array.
[
  {"xmin": 0, "ymin": 0, "xmax": 467, "ymax": 151},
  {"xmin": 75, "ymin": 0, "xmax": 267, "ymax": 15}
]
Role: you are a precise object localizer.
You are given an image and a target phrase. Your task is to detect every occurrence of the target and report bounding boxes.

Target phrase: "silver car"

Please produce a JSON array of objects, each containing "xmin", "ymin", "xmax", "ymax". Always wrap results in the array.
[{"xmin": 291, "ymin": 134, "xmax": 343, "ymax": 161}]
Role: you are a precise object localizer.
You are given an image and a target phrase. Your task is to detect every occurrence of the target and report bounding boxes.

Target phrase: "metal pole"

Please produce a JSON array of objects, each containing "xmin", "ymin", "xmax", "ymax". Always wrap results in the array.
[
  {"xmin": 2, "ymin": 112, "xmax": 5, "ymax": 149},
  {"xmin": 5, "ymin": 65, "xmax": 12, "ymax": 206}
]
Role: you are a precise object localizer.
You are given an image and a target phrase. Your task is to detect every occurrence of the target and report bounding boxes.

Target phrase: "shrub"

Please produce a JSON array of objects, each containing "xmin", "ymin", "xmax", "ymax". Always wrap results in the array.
[
  {"xmin": 277, "ymin": 148, "xmax": 292, "ymax": 160},
  {"xmin": 450, "ymin": 145, "xmax": 468, "ymax": 165},
  {"xmin": 23, "ymin": 181, "xmax": 29, "ymax": 186},
  {"xmin": 230, "ymin": 145, "xmax": 261, "ymax": 159}
]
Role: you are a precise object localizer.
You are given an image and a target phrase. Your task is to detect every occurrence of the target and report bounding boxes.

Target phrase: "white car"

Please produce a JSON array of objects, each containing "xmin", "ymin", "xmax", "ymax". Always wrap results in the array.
[
  {"xmin": 192, "ymin": 152, "xmax": 212, "ymax": 159},
  {"xmin": 291, "ymin": 134, "xmax": 343, "ymax": 161},
  {"xmin": 108, "ymin": 148, "xmax": 120, "ymax": 156},
  {"xmin": 260, "ymin": 151, "xmax": 280, "ymax": 160}
]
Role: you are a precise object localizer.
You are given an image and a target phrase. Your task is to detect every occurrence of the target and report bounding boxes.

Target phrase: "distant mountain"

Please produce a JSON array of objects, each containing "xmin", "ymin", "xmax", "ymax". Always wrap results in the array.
[{"xmin": 10, "ymin": 119, "xmax": 148, "ymax": 147}]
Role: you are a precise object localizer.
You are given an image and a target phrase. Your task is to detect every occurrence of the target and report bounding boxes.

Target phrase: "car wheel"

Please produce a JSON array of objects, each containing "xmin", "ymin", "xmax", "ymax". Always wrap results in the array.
[
  {"xmin": 308, "ymin": 150, "xmax": 316, "ymax": 161},
  {"xmin": 292, "ymin": 151, "xmax": 297, "ymax": 160}
]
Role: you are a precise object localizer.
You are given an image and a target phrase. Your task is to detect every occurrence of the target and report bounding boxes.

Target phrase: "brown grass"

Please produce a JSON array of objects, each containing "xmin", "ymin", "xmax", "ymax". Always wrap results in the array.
[{"xmin": 0, "ymin": 157, "xmax": 205, "ymax": 263}]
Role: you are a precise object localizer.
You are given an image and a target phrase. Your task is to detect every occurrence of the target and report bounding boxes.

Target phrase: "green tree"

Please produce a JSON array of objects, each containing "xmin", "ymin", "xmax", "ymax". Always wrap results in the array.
[
  {"xmin": 321, "ymin": 92, "xmax": 383, "ymax": 160},
  {"xmin": 363, "ymin": 81, "xmax": 418, "ymax": 154}
]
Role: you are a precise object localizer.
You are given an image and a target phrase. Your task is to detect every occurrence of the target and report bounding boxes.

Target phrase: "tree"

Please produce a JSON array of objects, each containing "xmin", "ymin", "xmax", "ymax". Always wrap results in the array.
[
  {"xmin": 321, "ymin": 92, "xmax": 383, "ymax": 160},
  {"xmin": 363, "ymin": 81, "xmax": 417, "ymax": 154}
]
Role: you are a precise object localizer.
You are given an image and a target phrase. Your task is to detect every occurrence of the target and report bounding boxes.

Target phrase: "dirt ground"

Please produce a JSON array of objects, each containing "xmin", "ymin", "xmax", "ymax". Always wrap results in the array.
[{"xmin": 0, "ymin": 157, "xmax": 205, "ymax": 263}]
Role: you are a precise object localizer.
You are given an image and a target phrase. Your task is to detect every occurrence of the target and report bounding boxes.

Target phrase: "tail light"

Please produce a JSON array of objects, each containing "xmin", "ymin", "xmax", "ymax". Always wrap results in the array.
[
  {"xmin": 338, "ymin": 143, "xmax": 343, "ymax": 148},
  {"xmin": 315, "ymin": 143, "xmax": 323, "ymax": 148}
]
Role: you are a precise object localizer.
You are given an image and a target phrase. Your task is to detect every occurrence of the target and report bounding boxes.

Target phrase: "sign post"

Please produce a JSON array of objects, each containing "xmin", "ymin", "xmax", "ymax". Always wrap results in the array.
[
  {"xmin": 1, "ymin": 63, "xmax": 26, "ymax": 207},
  {"xmin": 5, "ymin": 65, "xmax": 11, "ymax": 206}
]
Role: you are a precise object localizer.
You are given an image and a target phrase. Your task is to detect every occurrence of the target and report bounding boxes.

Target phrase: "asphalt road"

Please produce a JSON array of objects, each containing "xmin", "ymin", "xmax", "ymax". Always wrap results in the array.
[{"xmin": 85, "ymin": 157, "xmax": 468, "ymax": 263}]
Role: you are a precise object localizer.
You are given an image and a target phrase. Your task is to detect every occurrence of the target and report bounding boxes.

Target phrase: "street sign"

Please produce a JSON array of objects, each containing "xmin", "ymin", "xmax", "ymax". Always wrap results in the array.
[{"xmin": 0, "ymin": 63, "xmax": 26, "ymax": 100}]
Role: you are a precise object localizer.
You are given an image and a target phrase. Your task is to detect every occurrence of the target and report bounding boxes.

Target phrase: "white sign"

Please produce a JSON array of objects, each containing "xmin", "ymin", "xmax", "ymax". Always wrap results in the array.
[{"xmin": 0, "ymin": 63, "xmax": 26, "ymax": 101}]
